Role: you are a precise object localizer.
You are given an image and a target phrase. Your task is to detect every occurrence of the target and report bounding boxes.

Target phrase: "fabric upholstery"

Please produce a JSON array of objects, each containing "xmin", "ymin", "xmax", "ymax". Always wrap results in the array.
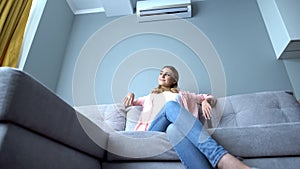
[
  {"xmin": 125, "ymin": 106, "xmax": 143, "ymax": 131},
  {"xmin": 243, "ymin": 157, "xmax": 300, "ymax": 169},
  {"xmin": 102, "ymin": 162, "xmax": 185, "ymax": 169},
  {"xmin": 207, "ymin": 91, "xmax": 300, "ymax": 158},
  {"xmin": 0, "ymin": 124, "xmax": 101, "ymax": 169},
  {"xmin": 209, "ymin": 122, "xmax": 300, "ymax": 157},
  {"xmin": 0, "ymin": 67, "xmax": 108, "ymax": 158},
  {"xmin": 107, "ymin": 131, "xmax": 179, "ymax": 161},
  {"xmin": 74, "ymin": 103, "xmax": 126, "ymax": 132},
  {"xmin": 210, "ymin": 90, "xmax": 300, "ymax": 128}
]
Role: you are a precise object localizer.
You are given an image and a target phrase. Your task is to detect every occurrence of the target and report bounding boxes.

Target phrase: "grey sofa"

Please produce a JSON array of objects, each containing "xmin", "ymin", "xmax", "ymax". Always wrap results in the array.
[{"xmin": 1, "ymin": 67, "xmax": 300, "ymax": 169}]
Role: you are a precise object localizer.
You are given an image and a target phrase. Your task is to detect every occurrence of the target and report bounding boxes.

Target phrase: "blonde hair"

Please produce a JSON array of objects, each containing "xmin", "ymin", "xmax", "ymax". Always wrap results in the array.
[{"xmin": 151, "ymin": 66, "xmax": 179, "ymax": 94}]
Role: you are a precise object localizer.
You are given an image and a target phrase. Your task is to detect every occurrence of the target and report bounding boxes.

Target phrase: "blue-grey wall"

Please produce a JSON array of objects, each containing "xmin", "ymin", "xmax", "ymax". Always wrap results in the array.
[
  {"xmin": 23, "ymin": 0, "xmax": 74, "ymax": 92},
  {"xmin": 56, "ymin": 0, "xmax": 294, "ymax": 106},
  {"xmin": 284, "ymin": 59, "xmax": 300, "ymax": 99}
]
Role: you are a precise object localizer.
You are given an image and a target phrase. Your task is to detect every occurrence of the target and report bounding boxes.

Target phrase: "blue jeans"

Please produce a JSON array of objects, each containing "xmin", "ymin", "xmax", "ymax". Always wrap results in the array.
[{"xmin": 148, "ymin": 101, "xmax": 227, "ymax": 169}]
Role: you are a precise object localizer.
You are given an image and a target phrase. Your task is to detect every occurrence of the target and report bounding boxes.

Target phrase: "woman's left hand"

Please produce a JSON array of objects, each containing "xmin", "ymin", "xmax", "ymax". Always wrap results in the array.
[{"xmin": 202, "ymin": 99, "xmax": 212, "ymax": 120}]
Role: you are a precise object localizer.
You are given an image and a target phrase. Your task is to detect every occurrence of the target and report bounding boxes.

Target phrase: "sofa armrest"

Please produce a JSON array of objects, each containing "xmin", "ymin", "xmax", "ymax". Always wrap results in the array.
[{"xmin": 0, "ymin": 67, "xmax": 108, "ymax": 158}]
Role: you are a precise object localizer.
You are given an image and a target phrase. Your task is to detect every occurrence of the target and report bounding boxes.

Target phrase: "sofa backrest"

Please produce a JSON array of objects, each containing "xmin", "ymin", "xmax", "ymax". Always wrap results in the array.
[
  {"xmin": 76, "ymin": 90, "xmax": 300, "ymax": 132},
  {"xmin": 209, "ymin": 90, "xmax": 300, "ymax": 128}
]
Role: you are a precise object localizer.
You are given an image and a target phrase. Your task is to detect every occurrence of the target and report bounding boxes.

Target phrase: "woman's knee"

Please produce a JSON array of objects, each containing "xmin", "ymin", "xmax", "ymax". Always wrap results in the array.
[
  {"xmin": 165, "ymin": 101, "xmax": 181, "ymax": 110},
  {"xmin": 166, "ymin": 124, "xmax": 182, "ymax": 143},
  {"xmin": 164, "ymin": 101, "xmax": 182, "ymax": 118},
  {"xmin": 166, "ymin": 124, "xmax": 176, "ymax": 134},
  {"xmin": 166, "ymin": 124, "xmax": 190, "ymax": 148}
]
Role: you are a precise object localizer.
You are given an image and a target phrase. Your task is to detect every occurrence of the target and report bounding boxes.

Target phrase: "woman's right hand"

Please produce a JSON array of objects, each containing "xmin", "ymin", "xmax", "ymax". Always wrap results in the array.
[{"xmin": 123, "ymin": 92, "xmax": 135, "ymax": 107}]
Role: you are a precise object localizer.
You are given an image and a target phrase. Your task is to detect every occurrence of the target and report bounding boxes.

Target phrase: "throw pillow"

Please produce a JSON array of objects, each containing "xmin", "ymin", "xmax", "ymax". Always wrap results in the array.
[
  {"xmin": 125, "ymin": 106, "xmax": 143, "ymax": 131},
  {"xmin": 74, "ymin": 104, "xmax": 126, "ymax": 132}
]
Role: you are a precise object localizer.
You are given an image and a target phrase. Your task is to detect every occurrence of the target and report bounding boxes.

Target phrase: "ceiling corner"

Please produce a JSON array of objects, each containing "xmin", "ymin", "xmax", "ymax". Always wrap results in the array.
[
  {"xmin": 66, "ymin": 0, "xmax": 77, "ymax": 14},
  {"xmin": 66, "ymin": 0, "xmax": 105, "ymax": 15}
]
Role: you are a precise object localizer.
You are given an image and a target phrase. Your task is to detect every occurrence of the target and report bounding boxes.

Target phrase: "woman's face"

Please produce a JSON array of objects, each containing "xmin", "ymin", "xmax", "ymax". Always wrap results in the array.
[{"xmin": 158, "ymin": 68, "xmax": 177, "ymax": 88}]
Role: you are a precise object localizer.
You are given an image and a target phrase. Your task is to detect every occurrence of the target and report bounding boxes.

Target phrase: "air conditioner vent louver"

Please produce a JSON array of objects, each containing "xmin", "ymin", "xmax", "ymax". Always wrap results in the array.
[{"xmin": 136, "ymin": 0, "xmax": 192, "ymax": 22}]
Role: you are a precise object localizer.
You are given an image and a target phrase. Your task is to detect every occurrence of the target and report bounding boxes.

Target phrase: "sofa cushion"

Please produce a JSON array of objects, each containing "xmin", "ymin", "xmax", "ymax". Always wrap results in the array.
[
  {"xmin": 102, "ymin": 162, "xmax": 185, "ymax": 169},
  {"xmin": 209, "ymin": 122, "xmax": 300, "ymax": 158},
  {"xmin": 0, "ymin": 124, "xmax": 101, "ymax": 169},
  {"xmin": 74, "ymin": 104, "xmax": 126, "ymax": 132},
  {"xmin": 106, "ymin": 131, "xmax": 179, "ymax": 161},
  {"xmin": 243, "ymin": 156, "xmax": 300, "ymax": 169},
  {"xmin": 125, "ymin": 106, "xmax": 142, "ymax": 131},
  {"xmin": 210, "ymin": 90, "xmax": 300, "ymax": 128}
]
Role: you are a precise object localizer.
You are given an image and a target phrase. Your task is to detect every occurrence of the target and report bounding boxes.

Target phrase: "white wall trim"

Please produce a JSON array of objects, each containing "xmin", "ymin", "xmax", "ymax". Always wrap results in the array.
[
  {"xmin": 74, "ymin": 7, "xmax": 105, "ymax": 15},
  {"xmin": 18, "ymin": 0, "xmax": 47, "ymax": 70},
  {"xmin": 66, "ymin": 0, "xmax": 105, "ymax": 15},
  {"xmin": 66, "ymin": 0, "xmax": 76, "ymax": 14}
]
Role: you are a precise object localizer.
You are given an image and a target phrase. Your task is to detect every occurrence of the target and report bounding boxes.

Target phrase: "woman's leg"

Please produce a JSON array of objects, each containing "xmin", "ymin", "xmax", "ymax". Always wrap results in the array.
[
  {"xmin": 166, "ymin": 124, "xmax": 213, "ymax": 169},
  {"xmin": 148, "ymin": 101, "xmax": 227, "ymax": 167},
  {"xmin": 149, "ymin": 101, "xmax": 252, "ymax": 169}
]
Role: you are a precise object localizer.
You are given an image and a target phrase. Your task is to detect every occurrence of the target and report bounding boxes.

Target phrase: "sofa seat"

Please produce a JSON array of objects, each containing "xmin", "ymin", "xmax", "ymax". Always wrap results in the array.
[
  {"xmin": 107, "ymin": 131, "xmax": 179, "ymax": 161},
  {"xmin": 209, "ymin": 122, "xmax": 300, "ymax": 157},
  {"xmin": 0, "ymin": 123, "xmax": 101, "ymax": 169},
  {"xmin": 74, "ymin": 104, "xmax": 181, "ymax": 161}
]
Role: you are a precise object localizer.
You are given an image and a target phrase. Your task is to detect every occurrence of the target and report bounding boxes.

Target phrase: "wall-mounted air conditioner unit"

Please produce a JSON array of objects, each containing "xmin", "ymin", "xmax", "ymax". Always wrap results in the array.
[{"xmin": 136, "ymin": 0, "xmax": 192, "ymax": 22}]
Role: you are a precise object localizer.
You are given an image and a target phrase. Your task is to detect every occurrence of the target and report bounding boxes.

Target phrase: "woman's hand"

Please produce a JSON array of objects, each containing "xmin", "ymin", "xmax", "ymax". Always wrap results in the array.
[
  {"xmin": 123, "ymin": 93, "xmax": 134, "ymax": 107},
  {"xmin": 201, "ymin": 99, "xmax": 212, "ymax": 120}
]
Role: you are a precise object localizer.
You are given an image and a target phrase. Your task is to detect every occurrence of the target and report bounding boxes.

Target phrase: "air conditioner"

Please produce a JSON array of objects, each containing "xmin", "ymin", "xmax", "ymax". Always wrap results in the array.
[{"xmin": 136, "ymin": 0, "xmax": 192, "ymax": 22}]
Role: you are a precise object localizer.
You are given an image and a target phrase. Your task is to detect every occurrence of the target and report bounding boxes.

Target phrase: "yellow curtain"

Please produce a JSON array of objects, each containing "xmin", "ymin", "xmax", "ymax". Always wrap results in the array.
[{"xmin": 0, "ymin": 0, "xmax": 32, "ymax": 67}]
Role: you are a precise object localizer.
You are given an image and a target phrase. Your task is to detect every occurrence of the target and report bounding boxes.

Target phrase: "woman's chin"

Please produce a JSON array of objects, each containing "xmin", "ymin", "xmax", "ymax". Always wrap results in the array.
[{"xmin": 158, "ymin": 82, "xmax": 166, "ymax": 86}]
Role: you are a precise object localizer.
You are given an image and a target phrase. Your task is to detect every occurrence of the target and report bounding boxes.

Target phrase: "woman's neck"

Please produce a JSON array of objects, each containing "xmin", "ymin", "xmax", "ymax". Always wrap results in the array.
[
  {"xmin": 160, "ymin": 86, "xmax": 171, "ymax": 90},
  {"xmin": 152, "ymin": 85, "xmax": 178, "ymax": 94}
]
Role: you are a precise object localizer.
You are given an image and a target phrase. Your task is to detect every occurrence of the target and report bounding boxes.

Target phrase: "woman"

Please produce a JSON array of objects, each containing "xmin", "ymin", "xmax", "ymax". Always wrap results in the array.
[{"xmin": 123, "ymin": 66, "xmax": 253, "ymax": 169}]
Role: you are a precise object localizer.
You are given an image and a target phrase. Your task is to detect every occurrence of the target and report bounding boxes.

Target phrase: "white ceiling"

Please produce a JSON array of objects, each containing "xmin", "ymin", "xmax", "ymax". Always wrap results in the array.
[{"xmin": 66, "ymin": 0, "xmax": 139, "ymax": 16}]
